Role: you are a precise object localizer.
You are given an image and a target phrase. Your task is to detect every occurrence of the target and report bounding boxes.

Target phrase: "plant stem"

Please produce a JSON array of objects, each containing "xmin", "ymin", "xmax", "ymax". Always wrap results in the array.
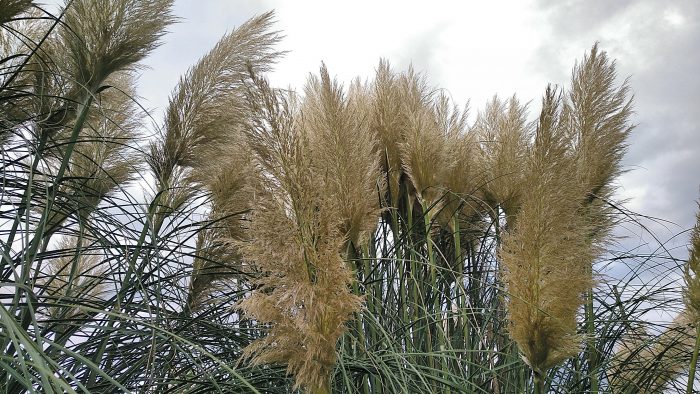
[
  {"xmin": 686, "ymin": 323, "xmax": 700, "ymax": 394},
  {"xmin": 423, "ymin": 208, "xmax": 436, "ymax": 358},
  {"xmin": 533, "ymin": 371, "xmax": 544, "ymax": 394},
  {"xmin": 586, "ymin": 288, "xmax": 599, "ymax": 393}
]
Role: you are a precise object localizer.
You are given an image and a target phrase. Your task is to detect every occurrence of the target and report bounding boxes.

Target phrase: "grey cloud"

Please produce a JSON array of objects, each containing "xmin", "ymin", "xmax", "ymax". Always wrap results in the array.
[
  {"xmin": 535, "ymin": 0, "xmax": 635, "ymax": 37},
  {"xmin": 531, "ymin": 0, "xmax": 700, "ymax": 240},
  {"xmin": 392, "ymin": 23, "xmax": 444, "ymax": 75}
]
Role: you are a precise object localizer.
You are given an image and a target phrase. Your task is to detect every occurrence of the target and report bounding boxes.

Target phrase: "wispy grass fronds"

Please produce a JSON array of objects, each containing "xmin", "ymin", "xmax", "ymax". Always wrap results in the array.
[
  {"xmin": 303, "ymin": 65, "xmax": 384, "ymax": 247},
  {"xmin": 158, "ymin": 11, "xmax": 280, "ymax": 175},
  {"xmin": 371, "ymin": 60, "xmax": 405, "ymax": 207},
  {"xmin": 187, "ymin": 143, "xmax": 255, "ymax": 310},
  {"xmin": 42, "ymin": 72, "xmax": 142, "ymax": 231},
  {"xmin": 161, "ymin": 10, "xmax": 282, "ymax": 314},
  {"xmin": 37, "ymin": 236, "xmax": 106, "ymax": 320},
  {"xmin": 399, "ymin": 91, "xmax": 451, "ymax": 220},
  {"xmin": 238, "ymin": 73, "xmax": 363, "ymax": 393},
  {"xmin": 501, "ymin": 86, "xmax": 593, "ymax": 381},
  {"xmin": 565, "ymin": 43, "xmax": 634, "ymax": 242},
  {"xmin": 60, "ymin": 0, "xmax": 175, "ymax": 93},
  {"xmin": 563, "ymin": 44, "xmax": 635, "ymax": 391},
  {"xmin": 0, "ymin": 7, "xmax": 53, "ymax": 145},
  {"xmin": 370, "ymin": 62, "xmax": 479, "ymax": 228},
  {"xmin": 0, "ymin": 0, "xmax": 33, "ymax": 25},
  {"xmin": 430, "ymin": 94, "xmax": 482, "ymax": 229},
  {"xmin": 474, "ymin": 95, "xmax": 531, "ymax": 222},
  {"xmin": 149, "ymin": 11, "xmax": 280, "ymax": 230},
  {"xmin": 609, "ymin": 312, "xmax": 695, "ymax": 393},
  {"xmin": 684, "ymin": 202, "xmax": 700, "ymax": 320},
  {"xmin": 683, "ymin": 200, "xmax": 700, "ymax": 392}
]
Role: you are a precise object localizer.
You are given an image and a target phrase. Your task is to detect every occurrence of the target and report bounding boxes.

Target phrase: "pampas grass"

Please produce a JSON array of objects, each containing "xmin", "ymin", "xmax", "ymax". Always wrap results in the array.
[
  {"xmin": 473, "ymin": 95, "xmax": 530, "ymax": 223},
  {"xmin": 0, "ymin": 0, "xmax": 33, "ymax": 25},
  {"xmin": 500, "ymin": 85, "xmax": 593, "ymax": 389},
  {"xmin": 148, "ymin": 11, "xmax": 281, "ymax": 310},
  {"xmin": 235, "ymin": 67, "xmax": 384, "ymax": 393},
  {"xmin": 1, "ymin": 5, "xmax": 697, "ymax": 393}
]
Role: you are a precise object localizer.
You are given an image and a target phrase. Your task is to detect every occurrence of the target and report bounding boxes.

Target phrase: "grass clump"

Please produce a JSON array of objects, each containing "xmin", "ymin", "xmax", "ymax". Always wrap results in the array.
[{"xmin": 1, "ymin": 4, "xmax": 697, "ymax": 394}]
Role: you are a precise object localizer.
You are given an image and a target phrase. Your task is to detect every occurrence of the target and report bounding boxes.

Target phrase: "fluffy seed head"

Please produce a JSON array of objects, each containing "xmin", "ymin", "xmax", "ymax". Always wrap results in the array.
[
  {"xmin": 187, "ymin": 141, "xmax": 256, "ymax": 310},
  {"xmin": 0, "ymin": 0, "xmax": 32, "ymax": 25},
  {"xmin": 39, "ymin": 237, "xmax": 106, "ymax": 320},
  {"xmin": 683, "ymin": 201, "xmax": 700, "ymax": 322},
  {"xmin": 370, "ymin": 60, "xmax": 414, "ymax": 206},
  {"xmin": 564, "ymin": 44, "xmax": 634, "ymax": 244},
  {"xmin": 237, "ymin": 74, "xmax": 363, "ymax": 392},
  {"xmin": 501, "ymin": 86, "xmax": 593, "ymax": 374},
  {"xmin": 161, "ymin": 11, "xmax": 281, "ymax": 172},
  {"xmin": 609, "ymin": 312, "xmax": 695, "ymax": 393},
  {"xmin": 148, "ymin": 12, "xmax": 280, "ymax": 229},
  {"xmin": 303, "ymin": 65, "xmax": 384, "ymax": 247},
  {"xmin": 60, "ymin": 0, "xmax": 175, "ymax": 92},
  {"xmin": 40, "ymin": 72, "xmax": 141, "ymax": 231},
  {"xmin": 474, "ymin": 95, "xmax": 531, "ymax": 222}
]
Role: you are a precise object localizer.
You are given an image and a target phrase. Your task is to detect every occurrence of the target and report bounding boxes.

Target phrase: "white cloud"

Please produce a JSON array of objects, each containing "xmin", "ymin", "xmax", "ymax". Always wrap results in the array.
[
  {"xmin": 259, "ymin": 0, "xmax": 552, "ymax": 109},
  {"xmin": 664, "ymin": 8, "xmax": 686, "ymax": 28}
]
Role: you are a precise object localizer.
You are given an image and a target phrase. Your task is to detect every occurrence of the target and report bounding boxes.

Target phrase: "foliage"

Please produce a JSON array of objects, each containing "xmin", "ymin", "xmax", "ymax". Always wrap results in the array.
[{"xmin": 0, "ymin": 2, "xmax": 697, "ymax": 394}]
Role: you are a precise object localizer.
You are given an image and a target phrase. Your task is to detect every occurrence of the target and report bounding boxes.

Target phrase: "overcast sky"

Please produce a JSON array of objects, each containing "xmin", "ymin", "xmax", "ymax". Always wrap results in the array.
[{"xmin": 137, "ymin": 0, "xmax": 700, "ymax": 256}]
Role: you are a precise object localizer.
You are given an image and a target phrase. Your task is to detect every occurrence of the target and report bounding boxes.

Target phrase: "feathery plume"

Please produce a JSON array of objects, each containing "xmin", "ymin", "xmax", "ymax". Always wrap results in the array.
[
  {"xmin": 60, "ymin": 0, "xmax": 175, "ymax": 93},
  {"xmin": 177, "ymin": 13, "xmax": 281, "ymax": 308},
  {"xmin": 609, "ymin": 313, "xmax": 695, "ymax": 393},
  {"xmin": 681, "ymin": 199, "xmax": 700, "ymax": 393},
  {"xmin": 148, "ymin": 12, "xmax": 280, "ymax": 228},
  {"xmin": 238, "ymin": 73, "xmax": 363, "ymax": 393},
  {"xmin": 38, "ymin": 236, "xmax": 106, "ymax": 320},
  {"xmin": 0, "ymin": 0, "xmax": 32, "ymax": 25},
  {"xmin": 683, "ymin": 201, "xmax": 700, "ymax": 321},
  {"xmin": 42, "ymin": 72, "xmax": 141, "ymax": 231},
  {"xmin": 186, "ymin": 140, "xmax": 256, "ymax": 310},
  {"xmin": 370, "ymin": 60, "xmax": 410, "ymax": 207},
  {"xmin": 501, "ymin": 85, "xmax": 593, "ymax": 375},
  {"xmin": 474, "ymin": 95, "xmax": 531, "ymax": 222},
  {"xmin": 0, "ymin": 7, "xmax": 52, "ymax": 144},
  {"xmin": 7, "ymin": 0, "xmax": 174, "ymax": 143},
  {"xmin": 372, "ymin": 62, "xmax": 479, "ymax": 229},
  {"xmin": 432, "ymin": 95, "xmax": 481, "ymax": 223},
  {"xmin": 303, "ymin": 65, "xmax": 384, "ymax": 247},
  {"xmin": 502, "ymin": 54, "xmax": 633, "ymax": 379},
  {"xmin": 564, "ymin": 43, "xmax": 634, "ymax": 243},
  {"xmin": 393, "ymin": 65, "xmax": 445, "ymax": 218},
  {"xmin": 399, "ymin": 92, "xmax": 450, "ymax": 218},
  {"xmin": 596, "ymin": 199, "xmax": 695, "ymax": 394},
  {"xmin": 159, "ymin": 11, "xmax": 281, "ymax": 173}
]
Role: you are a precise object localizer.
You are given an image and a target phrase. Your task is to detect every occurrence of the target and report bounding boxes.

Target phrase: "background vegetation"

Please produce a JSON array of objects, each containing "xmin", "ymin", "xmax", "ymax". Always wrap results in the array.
[{"xmin": 1, "ymin": 1, "xmax": 697, "ymax": 393}]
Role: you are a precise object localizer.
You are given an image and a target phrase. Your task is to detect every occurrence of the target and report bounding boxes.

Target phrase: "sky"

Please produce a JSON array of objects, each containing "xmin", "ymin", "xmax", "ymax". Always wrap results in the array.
[{"xmin": 136, "ymin": 0, "xmax": 700, "ymax": 257}]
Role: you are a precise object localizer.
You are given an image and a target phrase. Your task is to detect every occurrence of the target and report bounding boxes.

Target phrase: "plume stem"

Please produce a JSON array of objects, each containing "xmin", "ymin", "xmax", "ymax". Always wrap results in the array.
[
  {"xmin": 406, "ymin": 194, "xmax": 421, "ymax": 353},
  {"xmin": 585, "ymin": 286, "xmax": 599, "ymax": 392},
  {"xmin": 687, "ymin": 324, "xmax": 700, "ymax": 394},
  {"xmin": 533, "ymin": 371, "xmax": 544, "ymax": 394},
  {"xmin": 23, "ymin": 94, "xmax": 94, "ymax": 265}
]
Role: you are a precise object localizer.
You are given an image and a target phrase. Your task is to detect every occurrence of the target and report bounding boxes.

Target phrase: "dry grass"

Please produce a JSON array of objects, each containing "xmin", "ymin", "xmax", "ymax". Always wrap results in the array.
[
  {"xmin": 237, "ymin": 72, "xmax": 368, "ymax": 393},
  {"xmin": 0, "ymin": 0, "xmax": 32, "ymax": 25},
  {"xmin": 684, "ymin": 203, "xmax": 700, "ymax": 321},
  {"xmin": 473, "ymin": 95, "xmax": 530, "ymax": 223},
  {"xmin": 500, "ymin": 85, "xmax": 594, "ymax": 376},
  {"xmin": 3, "ymin": 5, "xmax": 696, "ymax": 393}
]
